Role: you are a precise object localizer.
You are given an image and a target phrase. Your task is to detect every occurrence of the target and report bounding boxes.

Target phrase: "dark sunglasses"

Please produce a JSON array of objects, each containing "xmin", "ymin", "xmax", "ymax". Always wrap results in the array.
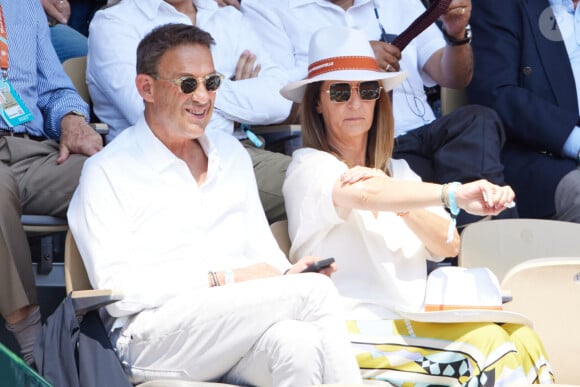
[
  {"xmin": 323, "ymin": 81, "xmax": 383, "ymax": 103},
  {"xmin": 154, "ymin": 72, "xmax": 224, "ymax": 94}
]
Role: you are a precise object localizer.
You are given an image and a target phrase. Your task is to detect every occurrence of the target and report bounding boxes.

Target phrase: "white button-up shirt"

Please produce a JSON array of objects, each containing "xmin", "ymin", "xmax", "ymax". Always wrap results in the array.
[
  {"xmin": 68, "ymin": 116, "xmax": 290, "ymax": 320},
  {"xmin": 87, "ymin": 0, "xmax": 291, "ymax": 141}
]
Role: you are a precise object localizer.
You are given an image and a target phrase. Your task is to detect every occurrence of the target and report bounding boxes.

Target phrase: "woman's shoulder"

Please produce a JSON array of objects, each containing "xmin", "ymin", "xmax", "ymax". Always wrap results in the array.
[{"xmin": 290, "ymin": 147, "xmax": 344, "ymax": 170}]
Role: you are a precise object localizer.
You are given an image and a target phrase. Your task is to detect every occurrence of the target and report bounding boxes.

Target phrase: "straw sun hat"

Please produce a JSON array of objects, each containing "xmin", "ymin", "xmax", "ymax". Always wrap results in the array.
[
  {"xmin": 396, "ymin": 266, "xmax": 532, "ymax": 326},
  {"xmin": 280, "ymin": 26, "xmax": 407, "ymax": 103}
]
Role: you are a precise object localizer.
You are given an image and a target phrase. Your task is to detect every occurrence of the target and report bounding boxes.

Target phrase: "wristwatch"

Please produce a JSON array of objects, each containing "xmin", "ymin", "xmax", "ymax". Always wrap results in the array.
[
  {"xmin": 442, "ymin": 24, "xmax": 472, "ymax": 46},
  {"xmin": 66, "ymin": 110, "xmax": 86, "ymax": 120}
]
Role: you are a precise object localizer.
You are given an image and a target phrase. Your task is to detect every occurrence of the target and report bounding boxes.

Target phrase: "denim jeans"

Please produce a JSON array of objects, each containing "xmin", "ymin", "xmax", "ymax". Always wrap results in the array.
[{"xmin": 50, "ymin": 24, "xmax": 88, "ymax": 63}]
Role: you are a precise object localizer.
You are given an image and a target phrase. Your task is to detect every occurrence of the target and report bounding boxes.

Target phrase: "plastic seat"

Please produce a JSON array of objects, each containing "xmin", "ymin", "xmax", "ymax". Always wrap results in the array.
[
  {"xmin": 440, "ymin": 87, "xmax": 468, "ymax": 115},
  {"xmin": 501, "ymin": 257, "xmax": 580, "ymax": 383},
  {"xmin": 270, "ymin": 219, "xmax": 290, "ymax": 258},
  {"xmin": 458, "ymin": 218, "xmax": 580, "ymax": 283},
  {"xmin": 22, "ymin": 215, "xmax": 68, "ymax": 286}
]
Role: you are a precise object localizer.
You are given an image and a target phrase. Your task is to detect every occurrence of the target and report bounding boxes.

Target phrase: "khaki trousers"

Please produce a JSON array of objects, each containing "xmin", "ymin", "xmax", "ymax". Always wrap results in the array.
[
  {"xmin": 242, "ymin": 143, "xmax": 290, "ymax": 224},
  {"xmin": 0, "ymin": 137, "xmax": 86, "ymax": 316}
]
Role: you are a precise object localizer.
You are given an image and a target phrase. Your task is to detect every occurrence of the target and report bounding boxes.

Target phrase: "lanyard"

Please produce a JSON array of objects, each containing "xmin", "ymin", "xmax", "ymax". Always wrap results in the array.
[{"xmin": 0, "ymin": 5, "xmax": 8, "ymax": 79}]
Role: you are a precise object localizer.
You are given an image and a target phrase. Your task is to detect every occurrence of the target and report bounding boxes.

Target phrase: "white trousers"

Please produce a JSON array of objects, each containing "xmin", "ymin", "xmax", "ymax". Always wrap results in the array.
[{"xmin": 112, "ymin": 273, "xmax": 362, "ymax": 386}]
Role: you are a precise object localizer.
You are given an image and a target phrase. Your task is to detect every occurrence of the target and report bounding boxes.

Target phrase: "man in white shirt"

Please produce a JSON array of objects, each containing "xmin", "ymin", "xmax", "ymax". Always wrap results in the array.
[
  {"xmin": 68, "ymin": 23, "xmax": 362, "ymax": 386},
  {"xmin": 87, "ymin": 0, "xmax": 291, "ymax": 223},
  {"xmin": 242, "ymin": 0, "xmax": 516, "ymax": 225}
]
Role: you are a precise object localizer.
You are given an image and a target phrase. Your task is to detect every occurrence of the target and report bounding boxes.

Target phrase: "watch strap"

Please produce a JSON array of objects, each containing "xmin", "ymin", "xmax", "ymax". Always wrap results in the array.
[{"xmin": 442, "ymin": 24, "xmax": 472, "ymax": 46}]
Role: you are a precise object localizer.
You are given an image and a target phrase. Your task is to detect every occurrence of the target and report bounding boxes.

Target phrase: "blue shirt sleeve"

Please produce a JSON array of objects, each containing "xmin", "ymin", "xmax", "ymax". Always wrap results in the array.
[
  {"xmin": 562, "ymin": 125, "xmax": 580, "ymax": 161},
  {"xmin": 0, "ymin": 0, "xmax": 89, "ymax": 139}
]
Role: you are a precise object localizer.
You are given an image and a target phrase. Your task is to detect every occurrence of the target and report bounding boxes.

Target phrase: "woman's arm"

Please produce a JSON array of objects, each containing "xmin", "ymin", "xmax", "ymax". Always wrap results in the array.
[
  {"xmin": 400, "ymin": 210, "xmax": 459, "ymax": 259},
  {"xmin": 334, "ymin": 166, "xmax": 514, "ymax": 216}
]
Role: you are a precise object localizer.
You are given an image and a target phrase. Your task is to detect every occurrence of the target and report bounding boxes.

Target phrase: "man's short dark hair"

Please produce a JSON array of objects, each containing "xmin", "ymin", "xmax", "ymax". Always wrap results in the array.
[{"xmin": 136, "ymin": 23, "xmax": 215, "ymax": 76}]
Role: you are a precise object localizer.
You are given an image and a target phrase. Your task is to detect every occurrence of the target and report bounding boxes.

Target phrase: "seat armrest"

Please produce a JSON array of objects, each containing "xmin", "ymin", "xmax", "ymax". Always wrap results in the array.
[
  {"xmin": 71, "ymin": 289, "xmax": 123, "ymax": 316},
  {"xmin": 89, "ymin": 122, "xmax": 109, "ymax": 136},
  {"xmin": 501, "ymin": 290, "xmax": 512, "ymax": 304}
]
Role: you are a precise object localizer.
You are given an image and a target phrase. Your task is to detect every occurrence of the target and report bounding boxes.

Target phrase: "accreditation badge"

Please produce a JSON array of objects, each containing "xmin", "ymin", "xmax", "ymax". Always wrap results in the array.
[{"xmin": 0, "ymin": 78, "xmax": 33, "ymax": 127}]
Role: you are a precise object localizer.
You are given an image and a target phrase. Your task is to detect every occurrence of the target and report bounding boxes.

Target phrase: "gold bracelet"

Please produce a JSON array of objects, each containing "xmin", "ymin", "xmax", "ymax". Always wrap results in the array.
[{"xmin": 440, "ymin": 183, "xmax": 449, "ymax": 208}]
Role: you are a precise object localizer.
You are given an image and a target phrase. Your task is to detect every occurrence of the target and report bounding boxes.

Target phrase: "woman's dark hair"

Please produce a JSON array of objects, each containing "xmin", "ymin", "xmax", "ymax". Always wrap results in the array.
[
  {"xmin": 136, "ymin": 23, "xmax": 215, "ymax": 77},
  {"xmin": 300, "ymin": 81, "xmax": 394, "ymax": 172}
]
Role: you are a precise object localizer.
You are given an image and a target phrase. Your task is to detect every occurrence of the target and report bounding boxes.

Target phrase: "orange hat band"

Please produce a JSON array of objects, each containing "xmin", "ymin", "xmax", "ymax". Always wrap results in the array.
[
  {"xmin": 308, "ymin": 56, "xmax": 379, "ymax": 79},
  {"xmin": 424, "ymin": 304, "xmax": 503, "ymax": 312}
]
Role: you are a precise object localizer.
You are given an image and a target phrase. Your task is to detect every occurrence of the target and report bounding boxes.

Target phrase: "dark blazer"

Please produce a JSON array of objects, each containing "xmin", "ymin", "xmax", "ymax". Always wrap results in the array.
[{"xmin": 468, "ymin": 0, "xmax": 579, "ymax": 218}]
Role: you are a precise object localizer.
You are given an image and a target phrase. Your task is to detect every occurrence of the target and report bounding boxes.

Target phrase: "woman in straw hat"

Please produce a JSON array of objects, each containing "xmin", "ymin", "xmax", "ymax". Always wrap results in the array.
[{"xmin": 281, "ymin": 26, "xmax": 554, "ymax": 385}]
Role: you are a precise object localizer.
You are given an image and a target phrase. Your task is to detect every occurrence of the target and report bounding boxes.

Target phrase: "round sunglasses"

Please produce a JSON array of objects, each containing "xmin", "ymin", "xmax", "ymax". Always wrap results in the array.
[
  {"xmin": 153, "ymin": 72, "xmax": 225, "ymax": 94},
  {"xmin": 323, "ymin": 81, "xmax": 383, "ymax": 103}
]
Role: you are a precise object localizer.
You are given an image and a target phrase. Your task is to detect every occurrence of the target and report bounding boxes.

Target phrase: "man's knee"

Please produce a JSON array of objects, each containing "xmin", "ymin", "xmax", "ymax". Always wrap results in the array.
[
  {"xmin": 554, "ymin": 168, "xmax": 580, "ymax": 223},
  {"xmin": 452, "ymin": 105, "xmax": 505, "ymax": 143}
]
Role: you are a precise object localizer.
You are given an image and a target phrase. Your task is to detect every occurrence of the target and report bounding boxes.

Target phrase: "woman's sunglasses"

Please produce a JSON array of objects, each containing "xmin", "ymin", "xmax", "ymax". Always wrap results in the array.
[
  {"xmin": 154, "ymin": 73, "xmax": 225, "ymax": 94},
  {"xmin": 323, "ymin": 81, "xmax": 383, "ymax": 103}
]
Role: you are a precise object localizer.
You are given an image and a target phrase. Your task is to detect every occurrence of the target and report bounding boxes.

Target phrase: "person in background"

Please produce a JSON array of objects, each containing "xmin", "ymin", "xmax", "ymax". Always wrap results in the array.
[
  {"xmin": 281, "ymin": 26, "xmax": 554, "ymax": 385},
  {"xmin": 68, "ymin": 23, "xmax": 362, "ymax": 386},
  {"xmin": 0, "ymin": 0, "xmax": 102, "ymax": 365},
  {"xmin": 467, "ymin": 0, "xmax": 580, "ymax": 222},
  {"xmin": 88, "ymin": 0, "xmax": 291, "ymax": 223},
  {"xmin": 242, "ymin": 0, "xmax": 516, "ymax": 226}
]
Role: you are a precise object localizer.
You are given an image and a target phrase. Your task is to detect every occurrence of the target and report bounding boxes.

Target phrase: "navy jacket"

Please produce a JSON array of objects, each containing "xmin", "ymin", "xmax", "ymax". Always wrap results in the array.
[{"xmin": 468, "ymin": 0, "xmax": 578, "ymax": 218}]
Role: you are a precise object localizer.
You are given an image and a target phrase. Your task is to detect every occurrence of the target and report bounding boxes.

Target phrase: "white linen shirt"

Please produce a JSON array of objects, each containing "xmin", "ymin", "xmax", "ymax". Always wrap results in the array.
[
  {"xmin": 242, "ymin": 0, "xmax": 444, "ymax": 137},
  {"xmin": 87, "ymin": 0, "xmax": 291, "ymax": 141},
  {"xmin": 67, "ymin": 116, "xmax": 290, "ymax": 320},
  {"xmin": 283, "ymin": 148, "xmax": 450, "ymax": 320}
]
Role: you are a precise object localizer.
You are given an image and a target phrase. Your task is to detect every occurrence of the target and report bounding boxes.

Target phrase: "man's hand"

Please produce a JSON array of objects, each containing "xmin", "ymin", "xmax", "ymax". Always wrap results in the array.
[
  {"xmin": 57, "ymin": 115, "xmax": 103, "ymax": 164},
  {"xmin": 42, "ymin": 0, "xmax": 70, "ymax": 25},
  {"xmin": 232, "ymin": 50, "xmax": 261, "ymax": 80},
  {"xmin": 286, "ymin": 256, "xmax": 337, "ymax": 277},
  {"xmin": 369, "ymin": 41, "xmax": 402, "ymax": 72},
  {"xmin": 440, "ymin": 0, "xmax": 471, "ymax": 38},
  {"xmin": 215, "ymin": 0, "xmax": 241, "ymax": 10}
]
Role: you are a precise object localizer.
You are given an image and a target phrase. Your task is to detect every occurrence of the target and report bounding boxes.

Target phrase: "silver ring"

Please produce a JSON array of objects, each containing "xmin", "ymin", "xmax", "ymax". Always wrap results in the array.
[{"xmin": 385, "ymin": 64, "xmax": 391, "ymax": 72}]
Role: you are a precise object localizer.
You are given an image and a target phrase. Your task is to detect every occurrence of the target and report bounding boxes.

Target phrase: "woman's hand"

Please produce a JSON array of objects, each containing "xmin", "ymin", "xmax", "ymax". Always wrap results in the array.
[
  {"xmin": 286, "ymin": 256, "xmax": 337, "ymax": 277},
  {"xmin": 340, "ymin": 166, "xmax": 387, "ymax": 185},
  {"xmin": 455, "ymin": 179, "xmax": 515, "ymax": 216}
]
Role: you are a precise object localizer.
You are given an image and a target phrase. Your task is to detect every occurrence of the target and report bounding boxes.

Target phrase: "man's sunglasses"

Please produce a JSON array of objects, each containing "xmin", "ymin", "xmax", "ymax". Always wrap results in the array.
[
  {"xmin": 153, "ymin": 73, "xmax": 225, "ymax": 94},
  {"xmin": 323, "ymin": 81, "xmax": 383, "ymax": 103}
]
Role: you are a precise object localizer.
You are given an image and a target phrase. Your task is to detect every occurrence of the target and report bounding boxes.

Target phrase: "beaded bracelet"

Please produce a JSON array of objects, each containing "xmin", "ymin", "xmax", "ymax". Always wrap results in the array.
[{"xmin": 208, "ymin": 271, "xmax": 219, "ymax": 287}]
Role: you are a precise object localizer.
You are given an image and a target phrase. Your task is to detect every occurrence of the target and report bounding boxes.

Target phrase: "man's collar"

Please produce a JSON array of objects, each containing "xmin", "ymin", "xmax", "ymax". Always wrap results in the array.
[
  {"xmin": 135, "ymin": 0, "xmax": 218, "ymax": 20},
  {"xmin": 288, "ymin": 0, "xmax": 372, "ymax": 9}
]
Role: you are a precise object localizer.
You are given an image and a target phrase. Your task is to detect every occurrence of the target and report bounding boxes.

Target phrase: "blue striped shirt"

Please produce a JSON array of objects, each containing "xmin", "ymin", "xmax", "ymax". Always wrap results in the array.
[{"xmin": 0, "ymin": 0, "xmax": 89, "ymax": 139}]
